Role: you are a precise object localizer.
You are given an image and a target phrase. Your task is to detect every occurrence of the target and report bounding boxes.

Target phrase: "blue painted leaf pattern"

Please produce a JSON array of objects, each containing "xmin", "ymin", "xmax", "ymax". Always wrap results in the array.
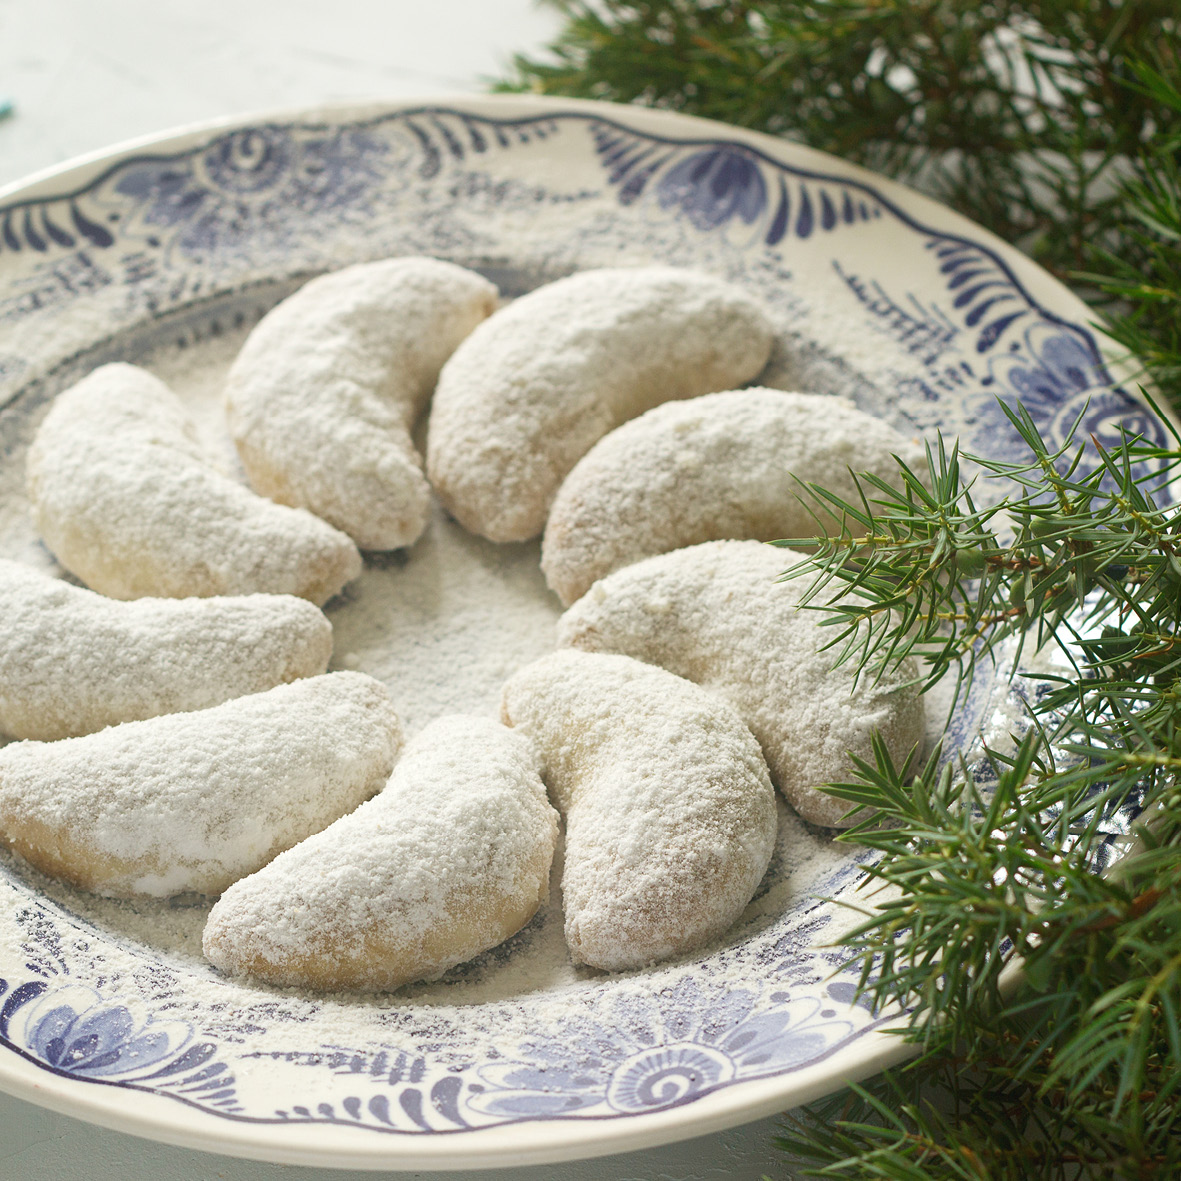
[{"xmin": 0, "ymin": 102, "xmax": 1163, "ymax": 1144}]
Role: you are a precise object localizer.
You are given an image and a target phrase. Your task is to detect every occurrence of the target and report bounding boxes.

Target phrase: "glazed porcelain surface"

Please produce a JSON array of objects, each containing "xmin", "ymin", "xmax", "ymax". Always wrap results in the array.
[{"xmin": 0, "ymin": 95, "xmax": 1160, "ymax": 1169}]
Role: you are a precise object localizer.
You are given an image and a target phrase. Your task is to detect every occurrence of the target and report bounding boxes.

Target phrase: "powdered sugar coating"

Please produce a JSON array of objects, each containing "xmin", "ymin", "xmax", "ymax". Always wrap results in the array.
[
  {"xmin": 543, "ymin": 388, "xmax": 924, "ymax": 605},
  {"xmin": 501, "ymin": 650, "xmax": 777, "ymax": 972},
  {"xmin": 203, "ymin": 715, "xmax": 558, "ymax": 993},
  {"xmin": 426, "ymin": 267, "xmax": 775, "ymax": 542},
  {"xmin": 26, "ymin": 363, "xmax": 361, "ymax": 604},
  {"xmin": 226, "ymin": 258, "xmax": 498, "ymax": 550},
  {"xmin": 557, "ymin": 540, "xmax": 925, "ymax": 827},
  {"xmin": 0, "ymin": 672, "xmax": 401, "ymax": 898},
  {"xmin": 0, "ymin": 559, "xmax": 332, "ymax": 740}
]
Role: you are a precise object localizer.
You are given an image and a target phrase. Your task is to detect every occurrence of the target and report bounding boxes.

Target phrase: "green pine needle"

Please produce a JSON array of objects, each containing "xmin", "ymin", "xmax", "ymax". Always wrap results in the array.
[
  {"xmin": 774, "ymin": 404, "xmax": 1181, "ymax": 1176},
  {"xmin": 499, "ymin": 2, "xmax": 1181, "ymax": 305},
  {"xmin": 495, "ymin": 9, "xmax": 1181, "ymax": 1176}
]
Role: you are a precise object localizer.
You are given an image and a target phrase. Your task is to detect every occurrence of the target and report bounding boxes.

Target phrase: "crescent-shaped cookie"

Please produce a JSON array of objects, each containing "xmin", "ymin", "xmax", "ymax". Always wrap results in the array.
[
  {"xmin": 426, "ymin": 267, "xmax": 775, "ymax": 542},
  {"xmin": 27, "ymin": 363, "xmax": 361, "ymax": 604},
  {"xmin": 0, "ymin": 672, "xmax": 401, "ymax": 898},
  {"xmin": 226, "ymin": 257, "xmax": 499, "ymax": 550},
  {"xmin": 557, "ymin": 540, "xmax": 925, "ymax": 827},
  {"xmin": 501, "ymin": 650, "xmax": 776, "ymax": 971},
  {"xmin": 203, "ymin": 716, "xmax": 558, "ymax": 992},
  {"xmin": 0, "ymin": 559, "xmax": 333, "ymax": 740},
  {"xmin": 542, "ymin": 388, "xmax": 924, "ymax": 605}
]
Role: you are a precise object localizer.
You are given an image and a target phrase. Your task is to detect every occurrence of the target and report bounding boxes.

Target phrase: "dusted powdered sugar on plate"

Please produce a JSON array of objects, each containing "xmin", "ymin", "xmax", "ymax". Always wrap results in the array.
[
  {"xmin": 0, "ymin": 96, "xmax": 1157, "ymax": 1167},
  {"xmin": 0, "ymin": 309, "xmax": 858, "ymax": 981},
  {"xmin": 0, "ymin": 273, "xmax": 992, "ymax": 1148},
  {"xmin": 152, "ymin": 320, "xmax": 572, "ymax": 740}
]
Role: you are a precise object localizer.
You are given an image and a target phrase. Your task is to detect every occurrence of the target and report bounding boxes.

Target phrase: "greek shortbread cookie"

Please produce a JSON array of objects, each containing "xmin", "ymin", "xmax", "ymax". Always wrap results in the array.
[
  {"xmin": 426, "ymin": 267, "xmax": 775, "ymax": 542},
  {"xmin": 226, "ymin": 258, "xmax": 498, "ymax": 550},
  {"xmin": 203, "ymin": 716, "xmax": 558, "ymax": 992},
  {"xmin": 557, "ymin": 540, "xmax": 925, "ymax": 827},
  {"xmin": 501, "ymin": 650, "xmax": 776, "ymax": 971},
  {"xmin": 26, "ymin": 363, "xmax": 361, "ymax": 604},
  {"xmin": 543, "ymin": 388, "xmax": 923, "ymax": 605},
  {"xmin": 0, "ymin": 672, "xmax": 401, "ymax": 898},
  {"xmin": 0, "ymin": 559, "xmax": 332, "ymax": 740}
]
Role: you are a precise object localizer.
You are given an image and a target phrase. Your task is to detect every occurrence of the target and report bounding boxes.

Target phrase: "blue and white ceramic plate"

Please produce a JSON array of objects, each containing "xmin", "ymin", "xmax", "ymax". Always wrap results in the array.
[{"xmin": 0, "ymin": 96, "xmax": 1164, "ymax": 1169}]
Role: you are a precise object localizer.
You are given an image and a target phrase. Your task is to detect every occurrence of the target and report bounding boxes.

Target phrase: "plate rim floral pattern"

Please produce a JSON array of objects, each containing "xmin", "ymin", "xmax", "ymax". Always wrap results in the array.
[{"xmin": 0, "ymin": 94, "xmax": 1164, "ymax": 1169}]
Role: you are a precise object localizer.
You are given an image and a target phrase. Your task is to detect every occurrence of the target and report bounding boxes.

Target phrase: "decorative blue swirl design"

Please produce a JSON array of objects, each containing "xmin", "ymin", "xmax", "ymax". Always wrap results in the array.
[
  {"xmin": 160, "ymin": 971, "xmax": 882, "ymax": 1134},
  {"xmin": 0, "ymin": 103, "xmax": 1163, "ymax": 448},
  {"xmin": 466, "ymin": 978, "xmax": 873, "ymax": 1121},
  {"xmin": 106, "ymin": 125, "xmax": 390, "ymax": 260},
  {"xmin": 0, "ymin": 102, "xmax": 1166, "ymax": 1151},
  {"xmin": 200, "ymin": 128, "xmax": 294, "ymax": 194}
]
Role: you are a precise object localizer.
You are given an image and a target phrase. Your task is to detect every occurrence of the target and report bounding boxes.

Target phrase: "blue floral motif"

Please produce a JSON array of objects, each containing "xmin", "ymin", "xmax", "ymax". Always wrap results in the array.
[
  {"xmin": 0, "ymin": 975, "xmax": 237, "ymax": 1111},
  {"xmin": 657, "ymin": 148, "xmax": 767, "ymax": 231},
  {"xmin": 200, "ymin": 128, "xmax": 294, "ymax": 194},
  {"xmin": 981, "ymin": 321, "xmax": 1169, "ymax": 458},
  {"xmin": 592, "ymin": 129, "xmax": 885, "ymax": 244},
  {"xmin": 466, "ymin": 977, "xmax": 869, "ymax": 1119},
  {"xmin": 25, "ymin": 999, "xmax": 174, "ymax": 1077},
  {"xmin": 108, "ymin": 125, "xmax": 389, "ymax": 258},
  {"xmin": 990, "ymin": 323, "xmax": 1109, "ymax": 413},
  {"xmin": 0, "ymin": 105, "xmax": 1167, "ymax": 1151},
  {"xmin": 2, "ymin": 978, "xmax": 191, "ymax": 1078}
]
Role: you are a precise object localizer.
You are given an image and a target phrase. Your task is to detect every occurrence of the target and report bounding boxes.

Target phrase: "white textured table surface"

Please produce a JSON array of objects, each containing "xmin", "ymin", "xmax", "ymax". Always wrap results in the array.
[
  {"xmin": 2, "ymin": 0, "xmax": 549, "ymax": 189},
  {"xmin": 0, "ymin": 2, "xmax": 803, "ymax": 1177}
]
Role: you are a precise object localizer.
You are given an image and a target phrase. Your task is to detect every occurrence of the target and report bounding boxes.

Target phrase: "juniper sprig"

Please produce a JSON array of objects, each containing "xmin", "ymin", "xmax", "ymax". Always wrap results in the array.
[
  {"xmin": 499, "ymin": 1, "xmax": 1180, "ymax": 297},
  {"xmin": 497, "ymin": 10, "xmax": 1181, "ymax": 1176},
  {"xmin": 773, "ymin": 407, "xmax": 1181, "ymax": 1178}
]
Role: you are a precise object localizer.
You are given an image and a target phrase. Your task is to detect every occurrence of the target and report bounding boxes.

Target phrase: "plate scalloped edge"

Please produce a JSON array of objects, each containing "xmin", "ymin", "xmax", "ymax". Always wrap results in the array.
[{"xmin": 0, "ymin": 94, "xmax": 1167, "ymax": 1170}]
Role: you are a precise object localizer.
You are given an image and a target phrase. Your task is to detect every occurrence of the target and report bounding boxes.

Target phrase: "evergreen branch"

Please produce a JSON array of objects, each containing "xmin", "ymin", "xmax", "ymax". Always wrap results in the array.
[
  {"xmin": 498, "ymin": 1, "xmax": 1181, "ymax": 299},
  {"xmin": 776, "ymin": 400, "xmax": 1181, "ymax": 1174},
  {"xmin": 494, "ymin": 12, "xmax": 1181, "ymax": 1176}
]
